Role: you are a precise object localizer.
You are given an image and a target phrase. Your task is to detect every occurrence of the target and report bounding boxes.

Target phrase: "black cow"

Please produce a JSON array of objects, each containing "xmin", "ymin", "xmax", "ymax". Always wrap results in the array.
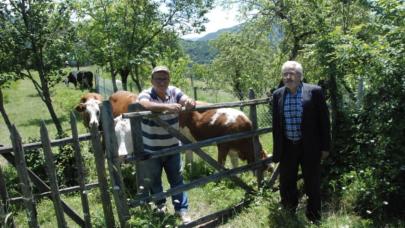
[
  {"xmin": 64, "ymin": 71, "xmax": 93, "ymax": 89},
  {"xmin": 77, "ymin": 71, "xmax": 93, "ymax": 89},
  {"xmin": 64, "ymin": 71, "xmax": 78, "ymax": 87}
]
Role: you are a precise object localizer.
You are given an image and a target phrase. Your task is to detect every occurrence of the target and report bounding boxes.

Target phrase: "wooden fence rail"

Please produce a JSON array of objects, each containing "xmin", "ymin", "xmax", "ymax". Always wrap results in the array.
[
  {"xmin": 0, "ymin": 134, "xmax": 92, "ymax": 155},
  {"xmin": 8, "ymin": 183, "xmax": 98, "ymax": 203},
  {"xmin": 125, "ymin": 128, "xmax": 271, "ymax": 162}
]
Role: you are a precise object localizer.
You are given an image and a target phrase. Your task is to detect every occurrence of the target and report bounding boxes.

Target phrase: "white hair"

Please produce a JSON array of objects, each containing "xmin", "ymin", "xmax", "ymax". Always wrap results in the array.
[{"xmin": 282, "ymin": 61, "xmax": 304, "ymax": 79}]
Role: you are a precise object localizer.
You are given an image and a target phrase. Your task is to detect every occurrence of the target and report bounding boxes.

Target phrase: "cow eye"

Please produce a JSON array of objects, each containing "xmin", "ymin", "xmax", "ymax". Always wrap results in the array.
[{"xmin": 96, "ymin": 110, "xmax": 100, "ymax": 116}]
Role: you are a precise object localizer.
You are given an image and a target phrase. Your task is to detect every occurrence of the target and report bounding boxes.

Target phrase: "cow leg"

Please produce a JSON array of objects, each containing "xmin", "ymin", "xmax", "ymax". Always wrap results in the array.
[
  {"xmin": 229, "ymin": 149, "xmax": 239, "ymax": 168},
  {"xmin": 217, "ymin": 144, "xmax": 229, "ymax": 167}
]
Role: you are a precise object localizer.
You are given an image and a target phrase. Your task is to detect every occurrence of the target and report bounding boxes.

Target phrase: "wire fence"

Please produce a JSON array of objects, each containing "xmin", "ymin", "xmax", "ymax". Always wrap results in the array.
[{"xmin": 190, "ymin": 87, "xmax": 272, "ymax": 129}]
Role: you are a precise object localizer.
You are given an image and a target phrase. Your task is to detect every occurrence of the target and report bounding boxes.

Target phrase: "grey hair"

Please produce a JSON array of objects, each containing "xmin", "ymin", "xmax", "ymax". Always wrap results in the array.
[{"xmin": 282, "ymin": 61, "xmax": 304, "ymax": 79}]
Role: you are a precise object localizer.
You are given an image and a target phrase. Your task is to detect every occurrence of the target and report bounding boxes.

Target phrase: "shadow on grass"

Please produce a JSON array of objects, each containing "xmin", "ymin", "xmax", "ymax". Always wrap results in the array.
[
  {"xmin": 19, "ymin": 115, "xmax": 69, "ymax": 128},
  {"xmin": 27, "ymin": 93, "xmax": 40, "ymax": 98}
]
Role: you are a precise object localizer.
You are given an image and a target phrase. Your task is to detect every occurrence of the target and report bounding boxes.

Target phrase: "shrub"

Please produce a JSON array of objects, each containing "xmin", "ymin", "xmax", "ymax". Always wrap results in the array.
[{"xmin": 55, "ymin": 144, "xmax": 78, "ymax": 187}]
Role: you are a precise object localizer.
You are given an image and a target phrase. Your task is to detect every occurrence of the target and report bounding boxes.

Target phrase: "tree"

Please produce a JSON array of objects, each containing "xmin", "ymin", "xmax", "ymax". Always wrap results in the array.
[
  {"xmin": 74, "ymin": 0, "xmax": 213, "ymax": 92},
  {"xmin": 220, "ymin": 0, "xmax": 404, "ymax": 221},
  {"xmin": 211, "ymin": 23, "xmax": 276, "ymax": 100},
  {"xmin": 0, "ymin": 0, "xmax": 75, "ymax": 137}
]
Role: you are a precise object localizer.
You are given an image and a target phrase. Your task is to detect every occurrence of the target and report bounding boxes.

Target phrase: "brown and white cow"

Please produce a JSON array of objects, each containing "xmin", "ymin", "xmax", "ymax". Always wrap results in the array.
[
  {"xmin": 75, "ymin": 92, "xmax": 103, "ymax": 128},
  {"xmin": 179, "ymin": 104, "xmax": 269, "ymax": 168},
  {"xmin": 75, "ymin": 91, "xmax": 137, "ymax": 156}
]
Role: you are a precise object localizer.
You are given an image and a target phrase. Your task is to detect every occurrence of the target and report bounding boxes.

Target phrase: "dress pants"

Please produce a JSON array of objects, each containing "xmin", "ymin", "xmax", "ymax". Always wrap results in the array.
[{"xmin": 279, "ymin": 138, "xmax": 321, "ymax": 221}]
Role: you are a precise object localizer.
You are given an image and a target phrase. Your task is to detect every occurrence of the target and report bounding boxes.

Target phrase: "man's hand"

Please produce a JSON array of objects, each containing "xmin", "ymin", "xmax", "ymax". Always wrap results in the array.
[
  {"xmin": 183, "ymin": 98, "xmax": 196, "ymax": 110},
  {"xmin": 166, "ymin": 103, "xmax": 182, "ymax": 112},
  {"xmin": 321, "ymin": 151, "xmax": 329, "ymax": 160}
]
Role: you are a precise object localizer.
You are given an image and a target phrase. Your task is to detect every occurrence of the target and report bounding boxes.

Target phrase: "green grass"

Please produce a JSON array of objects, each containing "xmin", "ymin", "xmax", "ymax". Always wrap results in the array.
[{"xmin": 0, "ymin": 76, "xmax": 90, "ymax": 145}]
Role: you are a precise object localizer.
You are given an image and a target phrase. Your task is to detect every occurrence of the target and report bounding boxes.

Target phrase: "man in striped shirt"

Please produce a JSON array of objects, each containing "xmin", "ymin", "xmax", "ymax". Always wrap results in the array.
[
  {"xmin": 138, "ymin": 66, "xmax": 195, "ymax": 223},
  {"xmin": 272, "ymin": 61, "xmax": 331, "ymax": 224}
]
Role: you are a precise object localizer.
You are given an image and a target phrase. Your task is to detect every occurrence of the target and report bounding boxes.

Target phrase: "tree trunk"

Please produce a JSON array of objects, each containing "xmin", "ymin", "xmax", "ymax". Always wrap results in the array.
[
  {"xmin": 76, "ymin": 60, "xmax": 80, "ymax": 71},
  {"xmin": 130, "ymin": 65, "xmax": 143, "ymax": 92},
  {"xmin": 109, "ymin": 61, "xmax": 118, "ymax": 92},
  {"xmin": 327, "ymin": 64, "xmax": 343, "ymax": 153},
  {"xmin": 0, "ymin": 88, "xmax": 13, "ymax": 133},
  {"xmin": 43, "ymin": 92, "xmax": 64, "ymax": 137},
  {"xmin": 119, "ymin": 67, "xmax": 130, "ymax": 91},
  {"xmin": 232, "ymin": 69, "xmax": 244, "ymax": 101},
  {"xmin": 20, "ymin": 0, "xmax": 63, "ymax": 137}
]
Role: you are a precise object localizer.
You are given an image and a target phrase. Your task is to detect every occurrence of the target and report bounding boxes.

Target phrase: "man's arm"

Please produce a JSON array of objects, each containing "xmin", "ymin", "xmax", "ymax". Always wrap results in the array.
[
  {"xmin": 272, "ymin": 92, "xmax": 281, "ymax": 163},
  {"xmin": 317, "ymin": 87, "xmax": 331, "ymax": 155},
  {"xmin": 138, "ymin": 99, "xmax": 182, "ymax": 113}
]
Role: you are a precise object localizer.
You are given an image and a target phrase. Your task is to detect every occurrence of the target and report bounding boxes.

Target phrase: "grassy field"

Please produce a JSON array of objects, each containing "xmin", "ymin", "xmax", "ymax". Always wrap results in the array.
[{"xmin": 1, "ymin": 71, "xmax": 387, "ymax": 227}]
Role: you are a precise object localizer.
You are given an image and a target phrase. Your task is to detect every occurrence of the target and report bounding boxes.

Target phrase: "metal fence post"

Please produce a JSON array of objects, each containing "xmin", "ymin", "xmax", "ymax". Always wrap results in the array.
[{"xmin": 193, "ymin": 86, "xmax": 198, "ymax": 101}]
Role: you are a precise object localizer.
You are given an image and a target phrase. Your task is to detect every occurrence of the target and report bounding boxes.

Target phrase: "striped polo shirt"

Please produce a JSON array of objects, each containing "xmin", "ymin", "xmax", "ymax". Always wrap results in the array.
[
  {"xmin": 137, "ymin": 86, "xmax": 184, "ymax": 152},
  {"xmin": 283, "ymin": 84, "xmax": 303, "ymax": 141}
]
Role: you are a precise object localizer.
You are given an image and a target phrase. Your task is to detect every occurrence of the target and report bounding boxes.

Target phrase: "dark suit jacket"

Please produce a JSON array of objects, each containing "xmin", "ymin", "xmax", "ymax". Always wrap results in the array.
[{"xmin": 272, "ymin": 83, "xmax": 331, "ymax": 163}]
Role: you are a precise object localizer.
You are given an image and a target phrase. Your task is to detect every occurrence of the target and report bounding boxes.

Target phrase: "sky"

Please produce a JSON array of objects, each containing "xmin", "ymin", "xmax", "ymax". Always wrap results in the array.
[{"xmin": 181, "ymin": 6, "xmax": 241, "ymax": 40}]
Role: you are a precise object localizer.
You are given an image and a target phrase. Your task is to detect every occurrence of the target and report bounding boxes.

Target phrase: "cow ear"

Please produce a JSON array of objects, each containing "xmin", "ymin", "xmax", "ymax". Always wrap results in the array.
[{"xmin": 75, "ymin": 103, "xmax": 86, "ymax": 112}]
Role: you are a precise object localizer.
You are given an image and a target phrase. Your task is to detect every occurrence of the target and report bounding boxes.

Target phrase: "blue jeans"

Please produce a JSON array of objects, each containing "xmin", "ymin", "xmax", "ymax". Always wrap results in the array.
[{"xmin": 140, "ymin": 153, "xmax": 188, "ymax": 212}]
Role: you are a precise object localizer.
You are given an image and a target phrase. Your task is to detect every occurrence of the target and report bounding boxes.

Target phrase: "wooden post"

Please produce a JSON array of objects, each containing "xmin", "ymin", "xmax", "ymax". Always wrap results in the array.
[
  {"xmin": 95, "ymin": 75, "xmax": 100, "ymax": 93},
  {"xmin": 10, "ymin": 125, "xmax": 39, "ymax": 228},
  {"xmin": 101, "ymin": 101, "xmax": 130, "ymax": 226},
  {"xmin": 40, "ymin": 122, "xmax": 67, "ymax": 228},
  {"xmin": 249, "ymin": 89, "xmax": 263, "ymax": 187},
  {"xmin": 89, "ymin": 124, "xmax": 115, "ymax": 227},
  {"xmin": 70, "ymin": 112, "xmax": 92, "ymax": 228},
  {"xmin": 0, "ymin": 164, "xmax": 15, "ymax": 228},
  {"xmin": 0, "ymin": 166, "xmax": 6, "ymax": 223},
  {"xmin": 127, "ymin": 103, "xmax": 147, "ymax": 198}
]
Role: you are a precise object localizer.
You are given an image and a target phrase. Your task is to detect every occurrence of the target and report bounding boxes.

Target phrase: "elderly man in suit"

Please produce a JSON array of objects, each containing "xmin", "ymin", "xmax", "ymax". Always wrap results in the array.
[{"xmin": 272, "ymin": 61, "xmax": 331, "ymax": 223}]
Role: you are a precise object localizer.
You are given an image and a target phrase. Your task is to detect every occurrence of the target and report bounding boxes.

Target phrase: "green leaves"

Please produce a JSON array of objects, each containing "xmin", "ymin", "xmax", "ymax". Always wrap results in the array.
[{"xmin": 210, "ymin": 24, "xmax": 277, "ymax": 99}]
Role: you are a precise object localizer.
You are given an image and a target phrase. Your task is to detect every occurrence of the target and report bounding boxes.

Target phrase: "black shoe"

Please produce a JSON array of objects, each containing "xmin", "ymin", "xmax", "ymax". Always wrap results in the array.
[{"xmin": 306, "ymin": 211, "xmax": 320, "ymax": 225}]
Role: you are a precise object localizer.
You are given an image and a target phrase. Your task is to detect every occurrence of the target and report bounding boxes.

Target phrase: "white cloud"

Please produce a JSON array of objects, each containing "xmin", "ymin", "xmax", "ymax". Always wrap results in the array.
[{"xmin": 182, "ymin": 6, "xmax": 241, "ymax": 40}]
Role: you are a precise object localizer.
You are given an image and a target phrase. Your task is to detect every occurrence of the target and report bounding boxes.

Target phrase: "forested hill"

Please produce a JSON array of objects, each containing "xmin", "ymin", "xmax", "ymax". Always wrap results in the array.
[
  {"xmin": 180, "ymin": 40, "xmax": 217, "ymax": 64},
  {"xmin": 197, "ymin": 25, "xmax": 241, "ymax": 41},
  {"xmin": 180, "ymin": 25, "xmax": 241, "ymax": 64},
  {"xmin": 180, "ymin": 24, "xmax": 285, "ymax": 64}
]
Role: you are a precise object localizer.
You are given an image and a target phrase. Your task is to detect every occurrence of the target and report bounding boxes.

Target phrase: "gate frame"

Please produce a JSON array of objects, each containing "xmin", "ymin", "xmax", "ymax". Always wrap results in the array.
[{"xmin": 101, "ymin": 89, "xmax": 277, "ymax": 226}]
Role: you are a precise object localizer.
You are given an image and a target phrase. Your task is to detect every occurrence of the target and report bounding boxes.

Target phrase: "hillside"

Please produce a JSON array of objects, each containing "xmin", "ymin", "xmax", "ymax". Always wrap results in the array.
[
  {"xmin": 180, "ymin": 24, "xmax": 284, "ymax": 64},
  {"xmin": 180, "ymin": 39, "xmax": 217, "ymax": 64},
  {"xmin": 196, "ymin": 25, "xmax": 242, "ymax": 41}
]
